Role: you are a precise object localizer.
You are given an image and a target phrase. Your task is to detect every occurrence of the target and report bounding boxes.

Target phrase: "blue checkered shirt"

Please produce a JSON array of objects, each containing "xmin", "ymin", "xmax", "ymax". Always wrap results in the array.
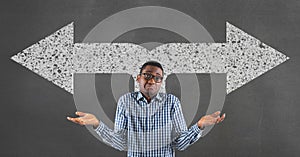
[{"xmin": 94, "ymin": 92, "xmax": 203, "ymax": 157}]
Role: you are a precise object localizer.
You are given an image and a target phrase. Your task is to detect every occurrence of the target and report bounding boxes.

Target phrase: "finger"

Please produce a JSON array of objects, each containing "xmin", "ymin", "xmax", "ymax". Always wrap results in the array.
[
  {"xmin": 216, "ymin": 118, "xmax": 222, "ymax": 124},
  {"xmin": 212, "ymin": 111, "xmax": 221, "ymax": 117},
  {"xmin": 222, "ymin": 113, "xmax": 226, "ymax": 119},
  {"xmin": 210, "ymin": 115, "xmax": 220, "ymax": 122},
  {"xmin": 219, "ymin": 113, "xmax": 226, "ymax": 121},
  {"xmin": 75, "ymin": 111, "xmax": 87, "ymax": 117},
  {"xmin": 67, "ymin": 117, "xmax": 83, "ymax": 125},
  {"xmin": 67, "ymin": 117, "xmax": 78, "ymax": 123},
  {"xmin": 216, "ymin": 114, "xmax": 226, "ymax": 123}
]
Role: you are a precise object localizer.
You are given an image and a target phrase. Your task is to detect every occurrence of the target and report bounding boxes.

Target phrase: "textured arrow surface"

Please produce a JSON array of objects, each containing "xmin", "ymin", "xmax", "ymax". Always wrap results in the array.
[{"xmin": 11, "ymin": 22, "xmax": 289, "ymax": 94}]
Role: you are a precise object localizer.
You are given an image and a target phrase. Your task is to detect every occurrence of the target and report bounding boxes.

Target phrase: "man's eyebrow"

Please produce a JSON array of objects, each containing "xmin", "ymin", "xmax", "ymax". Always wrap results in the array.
[{"xmin": 144, "ymin": 71, "xmax": 162, "ymax": 76}]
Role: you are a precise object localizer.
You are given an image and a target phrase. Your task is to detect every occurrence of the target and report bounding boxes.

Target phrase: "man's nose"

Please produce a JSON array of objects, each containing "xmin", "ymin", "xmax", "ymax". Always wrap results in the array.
[{"xmin": 147, "ymin": 77, "xmax": 156, "ymax": 84}]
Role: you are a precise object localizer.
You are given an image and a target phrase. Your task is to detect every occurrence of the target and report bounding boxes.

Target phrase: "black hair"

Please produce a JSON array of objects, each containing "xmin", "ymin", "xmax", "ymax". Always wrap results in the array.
[{"xmin": 139, "ymin": 61, "xmax": 164, "ymax": 75}]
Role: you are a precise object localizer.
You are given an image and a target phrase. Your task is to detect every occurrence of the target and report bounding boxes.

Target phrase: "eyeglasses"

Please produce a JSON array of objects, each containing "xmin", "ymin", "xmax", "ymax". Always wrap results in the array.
[{"xmin": 140, "ymin": 73, "xmax": 163, "ymax": 83}]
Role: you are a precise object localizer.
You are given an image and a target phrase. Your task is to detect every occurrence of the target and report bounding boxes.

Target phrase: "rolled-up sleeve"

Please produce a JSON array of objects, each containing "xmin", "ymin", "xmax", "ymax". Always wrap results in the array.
[
  {"xmin": 171, "ymin": 98, "xmax": 203, "ymax": 151},
  {"xmin": 94, "ymin": 97, "xmax": 128, "ymax": 151}
]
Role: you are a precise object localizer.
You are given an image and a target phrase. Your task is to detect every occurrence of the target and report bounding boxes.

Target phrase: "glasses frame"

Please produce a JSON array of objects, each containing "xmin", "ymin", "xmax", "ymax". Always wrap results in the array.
[{"xmin": 140, "ymin": 73, "xmax": 163, "ymax": 83}]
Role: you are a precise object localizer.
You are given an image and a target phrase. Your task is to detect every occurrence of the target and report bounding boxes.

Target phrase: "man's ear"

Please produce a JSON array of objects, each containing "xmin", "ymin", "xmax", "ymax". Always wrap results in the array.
[{"xmin": 136, "ymin": 74, "xmax": 141, "ymax": 82}]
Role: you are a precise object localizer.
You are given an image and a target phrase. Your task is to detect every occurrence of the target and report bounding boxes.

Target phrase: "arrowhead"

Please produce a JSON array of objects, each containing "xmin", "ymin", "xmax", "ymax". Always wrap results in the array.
[
  {"xmin": 225, "ymin": 22, "xmax": 289, "ymax": 93},
  {"xmin": 11, "ymin": 22, "xmax": 74, "ymax": 93}
]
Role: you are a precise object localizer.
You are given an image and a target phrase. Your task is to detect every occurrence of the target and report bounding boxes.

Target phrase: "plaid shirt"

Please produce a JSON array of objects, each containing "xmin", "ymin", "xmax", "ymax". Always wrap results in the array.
[{"xmin": 95, "ymin": 92, "xmax": 203, "ymax": 157}]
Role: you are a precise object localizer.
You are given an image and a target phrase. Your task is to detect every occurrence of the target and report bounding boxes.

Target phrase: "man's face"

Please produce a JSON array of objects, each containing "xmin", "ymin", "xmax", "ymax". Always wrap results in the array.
[{"xmin": 137, "ymin": 65, "xmax": 163, "ymax": 99}]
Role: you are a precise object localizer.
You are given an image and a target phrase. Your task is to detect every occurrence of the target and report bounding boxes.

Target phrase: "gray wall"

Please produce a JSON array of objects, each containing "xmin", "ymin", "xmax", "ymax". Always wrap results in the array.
[{"xmin": 1, "ymin": 0, "xmax": 299, "ymax": 156}]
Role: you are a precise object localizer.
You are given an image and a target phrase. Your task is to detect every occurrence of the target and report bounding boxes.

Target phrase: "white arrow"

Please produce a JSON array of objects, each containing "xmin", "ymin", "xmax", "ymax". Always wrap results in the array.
[{"xmin": 11, "ymin": 22, "xmax": 289, "ymax": 94}]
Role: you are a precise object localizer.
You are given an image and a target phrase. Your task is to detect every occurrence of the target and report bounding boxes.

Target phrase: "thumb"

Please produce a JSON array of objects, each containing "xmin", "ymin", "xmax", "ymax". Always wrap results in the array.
[{"xmin": 75, "ymin": 111, "xmax": 87, "ymax": 117}]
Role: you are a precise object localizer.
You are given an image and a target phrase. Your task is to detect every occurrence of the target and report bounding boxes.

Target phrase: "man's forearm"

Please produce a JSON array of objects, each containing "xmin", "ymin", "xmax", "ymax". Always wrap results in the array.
[
  {"xmin": 172, "ymin": 123, "xmax": 203, "ymax": 151},
  {"xmin": 94, "ymin": 121, "xmax": 128, "ymax": 151}
]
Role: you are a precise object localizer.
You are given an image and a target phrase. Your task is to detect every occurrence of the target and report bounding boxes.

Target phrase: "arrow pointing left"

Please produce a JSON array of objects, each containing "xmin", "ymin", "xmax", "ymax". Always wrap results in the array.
[{"xmin": 11, "ymin": 23, "xmax": 75, "ymax": 93}]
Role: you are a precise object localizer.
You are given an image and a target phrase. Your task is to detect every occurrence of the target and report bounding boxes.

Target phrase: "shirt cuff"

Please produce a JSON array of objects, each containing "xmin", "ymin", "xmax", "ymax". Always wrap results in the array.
[
  {"xmin": 94, "ymin": 121, "xmax": 105, "ymax": 132},
  {"xmin": 191, "ymin": 123, "xmax": 203, "ymax": 137}
]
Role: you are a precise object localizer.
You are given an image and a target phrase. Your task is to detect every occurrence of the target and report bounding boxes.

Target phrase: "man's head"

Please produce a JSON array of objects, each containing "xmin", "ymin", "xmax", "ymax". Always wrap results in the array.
[{"xmin": 137, "ymin": 61, "xmax": 164, "ymax": 100}]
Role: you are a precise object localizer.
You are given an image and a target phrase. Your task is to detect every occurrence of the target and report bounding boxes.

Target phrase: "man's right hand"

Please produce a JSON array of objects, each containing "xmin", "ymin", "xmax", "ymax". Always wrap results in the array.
[{"xmin": 67, "ymin": 111, "xmax": 100, "ymax": 129}]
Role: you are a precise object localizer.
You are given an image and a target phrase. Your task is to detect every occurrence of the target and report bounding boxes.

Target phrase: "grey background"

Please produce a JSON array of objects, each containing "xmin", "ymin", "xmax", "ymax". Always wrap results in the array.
[{"xmin": 0, "ymin": 0, "xmax": 299, "ymax": 156}]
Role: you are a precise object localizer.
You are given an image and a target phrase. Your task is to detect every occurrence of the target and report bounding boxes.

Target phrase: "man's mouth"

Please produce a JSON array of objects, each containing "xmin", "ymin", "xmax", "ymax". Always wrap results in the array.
[{"xmin": 145, "ymin": 84, "xmax": 155, "ymax": 89}]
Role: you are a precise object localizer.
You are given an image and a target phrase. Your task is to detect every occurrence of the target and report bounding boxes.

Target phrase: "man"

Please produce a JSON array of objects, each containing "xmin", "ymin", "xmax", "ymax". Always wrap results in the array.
[{"xmin": 67, "ymin": 61, "xmax": 225, "ymax": 156}]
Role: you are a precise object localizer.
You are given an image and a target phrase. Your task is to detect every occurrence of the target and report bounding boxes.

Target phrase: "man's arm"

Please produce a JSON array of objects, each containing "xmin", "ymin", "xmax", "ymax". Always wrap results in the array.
[
  {"xmin": 94, "ymin": 121, "xmax": 127, "ymax": 151},
  {"xmin": 171, "ymin": 98, "xmax": 225, "ymax": 151},
  {"xmin": 67, "ymin": 97, "xmax": 128, "ymax": 151},
  {"xmin": 94, "ymin": 97, "xmax": 128, "ymax": 151},
  {"xmin": 171, "ymin": 98, "xmax": 203, "ymax": 151}
]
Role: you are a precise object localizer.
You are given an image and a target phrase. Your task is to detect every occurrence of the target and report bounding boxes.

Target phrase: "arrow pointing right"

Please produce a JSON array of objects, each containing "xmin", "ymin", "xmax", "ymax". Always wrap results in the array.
[
  {"xmin": 224, "ymin": 22, "xmax": 289, "ymax": 93},
  {"xmin": 225, "ymin": 22, "xmax": 289, "ymax": 93}
]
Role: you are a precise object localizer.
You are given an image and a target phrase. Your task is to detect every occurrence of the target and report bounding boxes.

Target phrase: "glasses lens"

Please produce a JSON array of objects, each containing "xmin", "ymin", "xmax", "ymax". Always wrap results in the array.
[
  {"xmin": 141, "ymin": 73, "xmax": 162, "ymax": 83},
  {"xmin": 154, "ymin": 76, "xmax": 162, "ymax": 83},
  {"xmin": 143, "ymin": 73, "xmax": 152, "ymax": 80}
]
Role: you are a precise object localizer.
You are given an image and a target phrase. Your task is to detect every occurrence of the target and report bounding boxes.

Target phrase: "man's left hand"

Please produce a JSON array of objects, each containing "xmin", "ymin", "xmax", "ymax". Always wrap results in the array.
[{"xmin": 197, "ymin": 111, "xmax": 225, "ymax": 129}]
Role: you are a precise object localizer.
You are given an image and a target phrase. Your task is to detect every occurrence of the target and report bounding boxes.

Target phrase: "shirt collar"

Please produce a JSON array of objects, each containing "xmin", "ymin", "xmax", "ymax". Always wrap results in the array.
[{"xmin": 137, "ymin": 92, "xmax": 163, "ymax": 102}]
